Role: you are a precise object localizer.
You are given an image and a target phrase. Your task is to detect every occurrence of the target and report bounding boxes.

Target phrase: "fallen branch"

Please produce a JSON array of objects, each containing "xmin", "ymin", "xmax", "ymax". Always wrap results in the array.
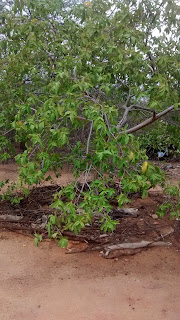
[
  {"xmin": 101, "ymin": 227, "xmax": 174, "ymax": 258},
  {"xmin": 0, "ymin": 214, "xmax": 23, "ymax": 222},
  {"xmin": 92, "ymin": 207, "xmax": 138, "ymax": 219},
  {"xmin": 110, "ymin": 207, "xmax": 138, "ymax": 218},
  {"xmin": 102, "ymin": 240, "xmax": 171, "ymax": 258}
]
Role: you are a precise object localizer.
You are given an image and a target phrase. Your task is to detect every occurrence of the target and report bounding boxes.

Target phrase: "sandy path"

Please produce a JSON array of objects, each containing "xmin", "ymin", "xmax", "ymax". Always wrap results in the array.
[{"xmin": 0, "ymin": 232, "xmax": 180, "ymax": 320}]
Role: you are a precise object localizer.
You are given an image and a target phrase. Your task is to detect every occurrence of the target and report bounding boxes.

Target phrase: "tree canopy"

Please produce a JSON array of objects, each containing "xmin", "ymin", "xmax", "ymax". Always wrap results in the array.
[{"xmin": 0, "ymin": 0, "xmax": 179, "ymax": 238}]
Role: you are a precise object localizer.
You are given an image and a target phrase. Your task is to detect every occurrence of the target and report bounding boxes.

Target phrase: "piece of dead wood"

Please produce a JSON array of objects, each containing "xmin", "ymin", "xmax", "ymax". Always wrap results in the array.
[
  {"xmin": 0, "ymin": 214, "xmax": 23, "ymax": 221},
  {"xmin": 64, "ymin": 239, "xmax": 172, "ymax": 256},
  {"xmin": 101, "ymin": 228, "xmax": 174, "ymax": 258},
  {"xmin": 93, "ymin": 207, "xmax": 138, "ymax": 219},
  {"xmin": 31, "ymin": 222, "xmax": 47, "ymax": 230},
  {"xmin": 110, "ymin": 207, "xmax": 138, "ymax": 219},
  {"xmin": 64, "ymin": 227, "xmax": 174, "ymax": 255},
  {"xmin": 114, "ymin": 208, "xmax": 138, "ymax": 215},
  {"xmin": 101, "ymin": 240, "xmax": 172, "ymax": 258}
]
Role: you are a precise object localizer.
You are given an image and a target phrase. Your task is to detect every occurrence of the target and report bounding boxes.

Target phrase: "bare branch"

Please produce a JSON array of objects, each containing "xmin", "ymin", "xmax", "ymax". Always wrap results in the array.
[
  {"xmin": 130, "ymin": 105, "xmax": 155, "ymax": 113},
  {"xmin": 117, "ymin": 91, "xmax": 134, "ymax": 129},
  {"xmin": 125, "ymin": 105, "xmax": 175, "ymax": 134},
  {"xmin": 86, "ymin": 121, "xmax": 93, "ymax": 155},
  {"xmin": 117, "ymin": 106, "xmax": 131, "ymax": 129},
  {"xmin": 124, "ymin": 91, "xmax": 133, "ymax": 108},
  {"xmin": 2, "ymin": 128, "xmax": 14, "ymax": 136}
]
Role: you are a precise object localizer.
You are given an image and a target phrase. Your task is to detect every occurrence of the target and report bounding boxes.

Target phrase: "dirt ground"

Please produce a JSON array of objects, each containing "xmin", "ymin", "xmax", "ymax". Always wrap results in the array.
[
  {"xmin": 0, "ymin": 161, "xmax": 180, "ymax": 320},
  {"xmin": 0, "ymin": 232, "xmax": 180, "ymax": 320}
]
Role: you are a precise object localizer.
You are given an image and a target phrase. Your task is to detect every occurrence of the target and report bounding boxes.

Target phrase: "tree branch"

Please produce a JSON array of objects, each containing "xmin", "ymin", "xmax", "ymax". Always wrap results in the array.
[
  {"xmin": 117, "ymin": 91, "xmax": 134, "ymax": 129},
  {"xmin": 130, "ymin": 105, "xmax": 155, "ymax": 113},
  {"xmin": 86, "ymin": 121, "xmax": 93, "ymax": 155},
  {"xmin": 125, "ymin": 105, "xmax": 175, "ymax": 134},
  {"xmin": 117, "ymin": 106, "xmax": 131, "ymax": 129}
]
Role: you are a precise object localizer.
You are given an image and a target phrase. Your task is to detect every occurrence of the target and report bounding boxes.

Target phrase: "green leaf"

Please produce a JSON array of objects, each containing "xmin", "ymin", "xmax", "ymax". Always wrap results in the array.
[{"xmin": 58, "ymin": 237, "xmax": 68, "ymax": 248}]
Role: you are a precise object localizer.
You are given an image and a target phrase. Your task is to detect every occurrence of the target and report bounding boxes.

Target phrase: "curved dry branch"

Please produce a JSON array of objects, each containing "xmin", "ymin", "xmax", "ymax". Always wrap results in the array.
[{"xmin": 125, "ymin": 105, "xmax": 175, "ymax": 134}]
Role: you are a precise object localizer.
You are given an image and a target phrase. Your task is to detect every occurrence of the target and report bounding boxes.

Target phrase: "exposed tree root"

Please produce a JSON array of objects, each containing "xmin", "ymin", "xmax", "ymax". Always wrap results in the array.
[
  {"xmin": 66, "ymin": 228, "xmax": 174, "ymax": 258},
  {"xmin": 101, "ymin": 240, "xmax": 172, "ymax": 259}
]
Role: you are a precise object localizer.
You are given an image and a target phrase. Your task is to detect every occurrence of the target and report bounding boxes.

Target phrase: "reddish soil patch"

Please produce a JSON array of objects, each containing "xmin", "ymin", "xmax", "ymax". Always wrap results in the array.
[{"xmin": 0, "ymin": 231, "xmax": 180, "ymax": 320}]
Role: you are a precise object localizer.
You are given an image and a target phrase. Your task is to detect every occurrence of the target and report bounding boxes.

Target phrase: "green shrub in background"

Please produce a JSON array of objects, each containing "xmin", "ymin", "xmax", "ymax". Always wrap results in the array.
[{"xmin": 139, "ymin": 121, "xmax": 180, "ymax": 159}]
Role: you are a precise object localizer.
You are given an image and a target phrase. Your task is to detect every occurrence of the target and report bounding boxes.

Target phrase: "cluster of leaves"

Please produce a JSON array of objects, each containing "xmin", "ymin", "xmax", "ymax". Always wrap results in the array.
[
  {"xmin": 158, "ymin": 182, "xmax": 180, "ymax": 219},
  {"xmin": 0, "ymin": 0, "xmax": 179, "ymax": 162},
  {"xmin": 0, "ymin": 0, "xmax": 179, "ymax": 242},
  {"xmin": 0, "ymin": 179, "xmax": 26, "ymax": 204},
  {"xmin": 46, "ymin": 156, "xmax": 164, "ymax": 245}
]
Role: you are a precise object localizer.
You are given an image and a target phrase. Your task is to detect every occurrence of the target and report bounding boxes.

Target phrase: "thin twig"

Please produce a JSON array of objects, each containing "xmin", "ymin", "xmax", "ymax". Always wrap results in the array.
[
  {"xmin": 86, "ymin": 121, "xmax": 93, "ymax": 155},
  {"xmin": 2, "ymin": 128, "xmax": 14, "ymax": 136}
]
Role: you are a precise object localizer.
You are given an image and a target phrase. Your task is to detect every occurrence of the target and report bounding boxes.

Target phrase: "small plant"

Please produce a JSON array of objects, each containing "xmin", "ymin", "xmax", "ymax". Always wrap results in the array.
[
  {"xmin": 0, "ymin": 180, "xmax": 29, "ymax": 204},
  {"xmin": 46, "ymin": 161, "xmax": 164, "ymax": 244},
  {"xmin": 34, "ymin": 233, "xmax": 43, "ymax": 247},
  {"xmin": 46, "ymin": 214, "xmax": 68, "ymax": 247},
  {"xmin": 157, "ymin": 182, "xmax": 180, "ymax": 219}
]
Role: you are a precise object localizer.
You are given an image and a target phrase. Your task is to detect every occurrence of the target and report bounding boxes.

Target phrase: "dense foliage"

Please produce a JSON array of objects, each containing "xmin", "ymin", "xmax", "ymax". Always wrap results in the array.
[
  {"xmin": 0, "ymin": 0, "xmax": 179, "ymax": 243},
  {"xmin": 139, "ymin": 121, "xmax": 180, "ymax": 158}
]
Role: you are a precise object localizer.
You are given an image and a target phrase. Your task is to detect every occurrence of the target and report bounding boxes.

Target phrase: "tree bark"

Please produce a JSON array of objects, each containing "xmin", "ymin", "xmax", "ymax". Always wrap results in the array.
[{"xmin": 125, "ymin": 105, "xmax": 175, "ymax": 134}]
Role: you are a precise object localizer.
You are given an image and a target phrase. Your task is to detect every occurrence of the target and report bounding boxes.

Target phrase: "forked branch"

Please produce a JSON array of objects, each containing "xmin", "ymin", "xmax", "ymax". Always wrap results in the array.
[{"xmin": 125, "ymin": 105, "xmax": 175, "ymax": 134}]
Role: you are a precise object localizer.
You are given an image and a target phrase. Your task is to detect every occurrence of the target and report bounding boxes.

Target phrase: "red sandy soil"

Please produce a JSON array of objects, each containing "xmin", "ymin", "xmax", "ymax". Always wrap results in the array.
[{"xmin": 0, "ymin": 231, "xmax": 180, "ymax": 320}]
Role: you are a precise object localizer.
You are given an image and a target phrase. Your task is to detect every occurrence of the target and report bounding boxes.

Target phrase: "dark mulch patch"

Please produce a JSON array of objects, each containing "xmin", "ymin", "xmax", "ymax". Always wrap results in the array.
[{"xmin": 0, "ymin": 184, "xmax": 179, "ymax": 251}]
